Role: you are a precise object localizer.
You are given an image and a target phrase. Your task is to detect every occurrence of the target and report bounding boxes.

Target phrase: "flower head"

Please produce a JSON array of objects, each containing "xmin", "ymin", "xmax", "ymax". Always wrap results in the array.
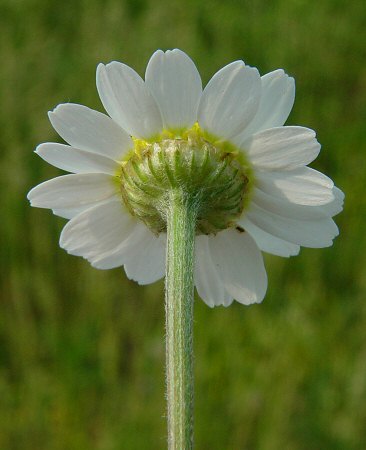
[{"xmin": 28, "ymin": 49, "xmax": 343, "ymax": 307}]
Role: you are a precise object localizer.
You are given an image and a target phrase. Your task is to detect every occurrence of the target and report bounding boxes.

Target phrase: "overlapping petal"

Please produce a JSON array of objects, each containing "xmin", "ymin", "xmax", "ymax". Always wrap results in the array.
[
  {"xmin": 124, "ymin": 233, "xmax": 166, "ymax": 285},
  {"xmin": 324, "ymin": 186, "xmax": 344, "ymax": 216},
  {"xmin": 244, "ymin": 126, "xmax": 320, "ymax": 170},
  {"xmin": 198, "ymin": 61, "xmax": 261, "ymax": 140},
  {"xmin": 97, "ymin": 62, "xmax": 162, "ymax": 138},
  {"xmin": 48, "ymin": 103, "xmax": 132, "ymax": 160},
  {"xmin": 240, "ymin": 217, "xmax": 300, "ymax": 257},
  {"xmin": 235, "ymin": 69, "xmax": 295, "ymax": 143},
  {"xmin": 27, "ymin": 173, "xmax": 117, "ymax": 209},
  {"xmin": 208, "ymin": 229, "xmax": 267, "ymax": 305},
  {"xmin": 90, "ymin": 222, "xmax": 151, "ymax": 270},
  {"xmin": 255, "ymin": 167, "xmax": 335, "ymax": 206},
  {"xmin": 52, "ymin": 205, "xmax": 96, "ymax": 220},
  {"xmin": 52, "ymin": 196, "xmax": 120, "ymax": 220},
  {"xmin": 239, "ymin": 185, "xmax": 343, "ymax": 252},
  {"xmin": 36, "ymin": 143, "xmax": 118, "ymax": 175},
  {"xmin": 145, "ymin": 49, "xmax": 202, "ymax": 129},
  {"xmin": 60, "ymin": 198, "xmax": 140, "ymax": 267},
  {"xmin": 194, "ymin": 235, "xmax": 232, "ymax": 307},
  {"xmin": 252, "ymin": 188, "xmax": 335, "ymax": 220},
  {"xmin": 245, "ymin": 203, "xmax": 339, "ymax": 248}
]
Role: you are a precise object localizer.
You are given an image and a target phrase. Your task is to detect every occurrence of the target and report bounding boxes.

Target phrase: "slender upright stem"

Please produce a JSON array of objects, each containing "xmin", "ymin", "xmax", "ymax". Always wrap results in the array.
[{"xmin": 165, "ymin": 188, "xmax": 199, "ymax": 450}]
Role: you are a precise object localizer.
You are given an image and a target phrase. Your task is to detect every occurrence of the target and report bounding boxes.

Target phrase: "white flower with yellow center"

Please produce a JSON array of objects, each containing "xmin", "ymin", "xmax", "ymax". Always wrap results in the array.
[{"xmin": 28, "ymin": 49, "xmax": 343, "ymax": 307}]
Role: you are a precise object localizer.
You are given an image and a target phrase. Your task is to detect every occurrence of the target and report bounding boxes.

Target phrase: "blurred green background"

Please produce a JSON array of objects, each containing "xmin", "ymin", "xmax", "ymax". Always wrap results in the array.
[{"xmin": 1, "ymin": 0, "xmax": 365, "ymax": 448}]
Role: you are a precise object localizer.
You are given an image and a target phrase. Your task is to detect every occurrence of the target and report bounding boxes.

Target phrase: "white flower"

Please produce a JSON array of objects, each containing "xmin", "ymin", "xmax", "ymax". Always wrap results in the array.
[{"xmin": 28, "ymin": 49, "xmax": 343, "ymax": 307}]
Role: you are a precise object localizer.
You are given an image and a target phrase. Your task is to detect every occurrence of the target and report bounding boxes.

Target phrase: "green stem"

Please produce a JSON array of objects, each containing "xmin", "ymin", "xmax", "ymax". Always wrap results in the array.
[{"xmin": 165, "ymin": 188, "xmax": 199, "ymax": 449}]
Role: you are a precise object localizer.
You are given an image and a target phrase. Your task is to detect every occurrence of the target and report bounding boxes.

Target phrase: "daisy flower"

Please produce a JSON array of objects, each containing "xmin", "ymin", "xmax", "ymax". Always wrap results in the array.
[{"xmin": 27, "ymin": 49, "xmax": 343, "ymax": 307}]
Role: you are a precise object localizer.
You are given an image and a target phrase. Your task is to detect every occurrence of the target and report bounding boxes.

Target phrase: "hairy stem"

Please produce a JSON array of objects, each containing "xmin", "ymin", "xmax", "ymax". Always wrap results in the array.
[{"xmin": 165, "ymin": 188, "xmax": 199, "ymax": 449}]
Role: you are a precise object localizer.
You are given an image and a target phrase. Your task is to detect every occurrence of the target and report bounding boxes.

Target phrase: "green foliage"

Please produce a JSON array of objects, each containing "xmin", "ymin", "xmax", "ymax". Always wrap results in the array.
[{"xmin": 1, "ymin": 0, "xmax": 365, "ymax": 448}]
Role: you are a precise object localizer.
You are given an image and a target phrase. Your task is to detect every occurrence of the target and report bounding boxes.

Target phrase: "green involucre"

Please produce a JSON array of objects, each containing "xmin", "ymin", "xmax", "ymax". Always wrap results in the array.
[{"xmin": 118, "ymin": 124, "xmax": 254, "ymax": 235}]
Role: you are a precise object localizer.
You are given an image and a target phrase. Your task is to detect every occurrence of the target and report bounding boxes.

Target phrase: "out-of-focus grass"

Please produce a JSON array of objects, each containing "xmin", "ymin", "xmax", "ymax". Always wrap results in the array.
[{"xmin": 0, "ymin": 0, "xmax": 365, "ymax": 448}]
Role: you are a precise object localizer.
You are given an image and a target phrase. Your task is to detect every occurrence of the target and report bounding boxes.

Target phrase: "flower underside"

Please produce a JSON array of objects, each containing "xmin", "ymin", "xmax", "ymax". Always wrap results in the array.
[{"xmin": 119, "ymin": 124, "xmax": 254, "ymax": 235}]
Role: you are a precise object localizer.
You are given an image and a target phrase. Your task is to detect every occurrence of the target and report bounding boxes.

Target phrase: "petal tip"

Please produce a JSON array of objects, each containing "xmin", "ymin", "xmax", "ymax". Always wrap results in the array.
[
  {"xmin": 27, "ymin": 184, "xmax": 38, "ymax": 201},
  {"xmin": 96, "ymin": 63, "xmax": 106, "ymax": 79},
  {"xmin": 154, "ymin": 49, "xmax": 165, "ymax": 56},
  {"xmin": 48, "ymin": 103, "xmax": 69, "ymax": 119}
]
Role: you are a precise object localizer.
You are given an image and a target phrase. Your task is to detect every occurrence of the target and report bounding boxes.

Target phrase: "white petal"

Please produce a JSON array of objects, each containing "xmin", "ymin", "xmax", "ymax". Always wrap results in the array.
[
  {"xmin": 96, "ymin": 62, "xmax": 162, "ymax": 138},
  {"xmin": 252, "ymin": 178, "xmax": 342, "ymax": 246},
  {"xmin": 124, "ymin": 232, "xmax": 166, "ymax": 285},
  {"xmin": 35, "ymin": 143, "xmax": 118, "ymax": 175},
  {"xmin": 246, "ymin": 203, "xmax": 339, "ymax": 248},
  {"xmin": 324, "ymin": 186, "xmax": 344, "ymax": 216},
  {"xmin": 251, "ymin": 188, "xmax": 335, "ymax": 220},
  {"xmin": 239, "ymin": 217, "xmax": 300, "ymax": 257},
  {"xmin": 59, "ymin": 198, "xmax": 136, "ymax": 259},
  {"xmin": 91, "ymin": 222, "xmax": 150, "ymax": 270},
  {"xmin": 209, "ymin": 229, "xmax": 267, "ymax": 305},
  {"xmin": 145, "ymin": 49, "xmax": 202, "ymax": 129},
  {"xmin": 235, "ymin": 69, "xmax": 295, "ymax": 142},
  {"xmin": 48, "ymin": 103, "xmax": 133, "ymax": 160},
  {"xmin": 333, "ymin": 186, "xmax": 345, "ymax": 202},
  {"xmin": 194, "ymin": 235, "xmax": 232, "ymax": 307},
  {"xmin": 255, "ymin": 167, "xmax": 335, "ymax": 206},
  {"xmin": 53, "ymin": 206, "xmax": 91, "ymax": 219},
  {"xmin": 52, "ymin": 198, "xmax": 117, "ymax": 220},
  {"xmin": 198, "ymin": 61, "xmax": 261, "ymax": 140},
  {"xmin": 27, "ymin": 173, "xmax": 117, "ymax": 209},
  {"xmin": 244, "ymin": 126, "xmax": 320, "ymax": 170}
]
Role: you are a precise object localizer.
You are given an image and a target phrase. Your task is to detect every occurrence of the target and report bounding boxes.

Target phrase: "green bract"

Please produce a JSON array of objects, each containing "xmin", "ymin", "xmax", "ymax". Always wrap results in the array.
[{"xmin": 119, "ymin": 124, "xmax": 254, "ymax": 235}]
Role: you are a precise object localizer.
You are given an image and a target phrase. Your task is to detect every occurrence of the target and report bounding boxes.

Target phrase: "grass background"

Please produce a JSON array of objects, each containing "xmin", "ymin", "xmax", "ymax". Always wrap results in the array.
[{"xmin": 1, "ymin": 0, "xmax": 366, "ymax": 448}]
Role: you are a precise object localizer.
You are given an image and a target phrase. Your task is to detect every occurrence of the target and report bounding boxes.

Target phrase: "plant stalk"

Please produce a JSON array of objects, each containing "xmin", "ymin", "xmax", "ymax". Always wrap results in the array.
[{"xmin": 165, "ymin": 188, "xmax": 199, "ymax": 450}]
